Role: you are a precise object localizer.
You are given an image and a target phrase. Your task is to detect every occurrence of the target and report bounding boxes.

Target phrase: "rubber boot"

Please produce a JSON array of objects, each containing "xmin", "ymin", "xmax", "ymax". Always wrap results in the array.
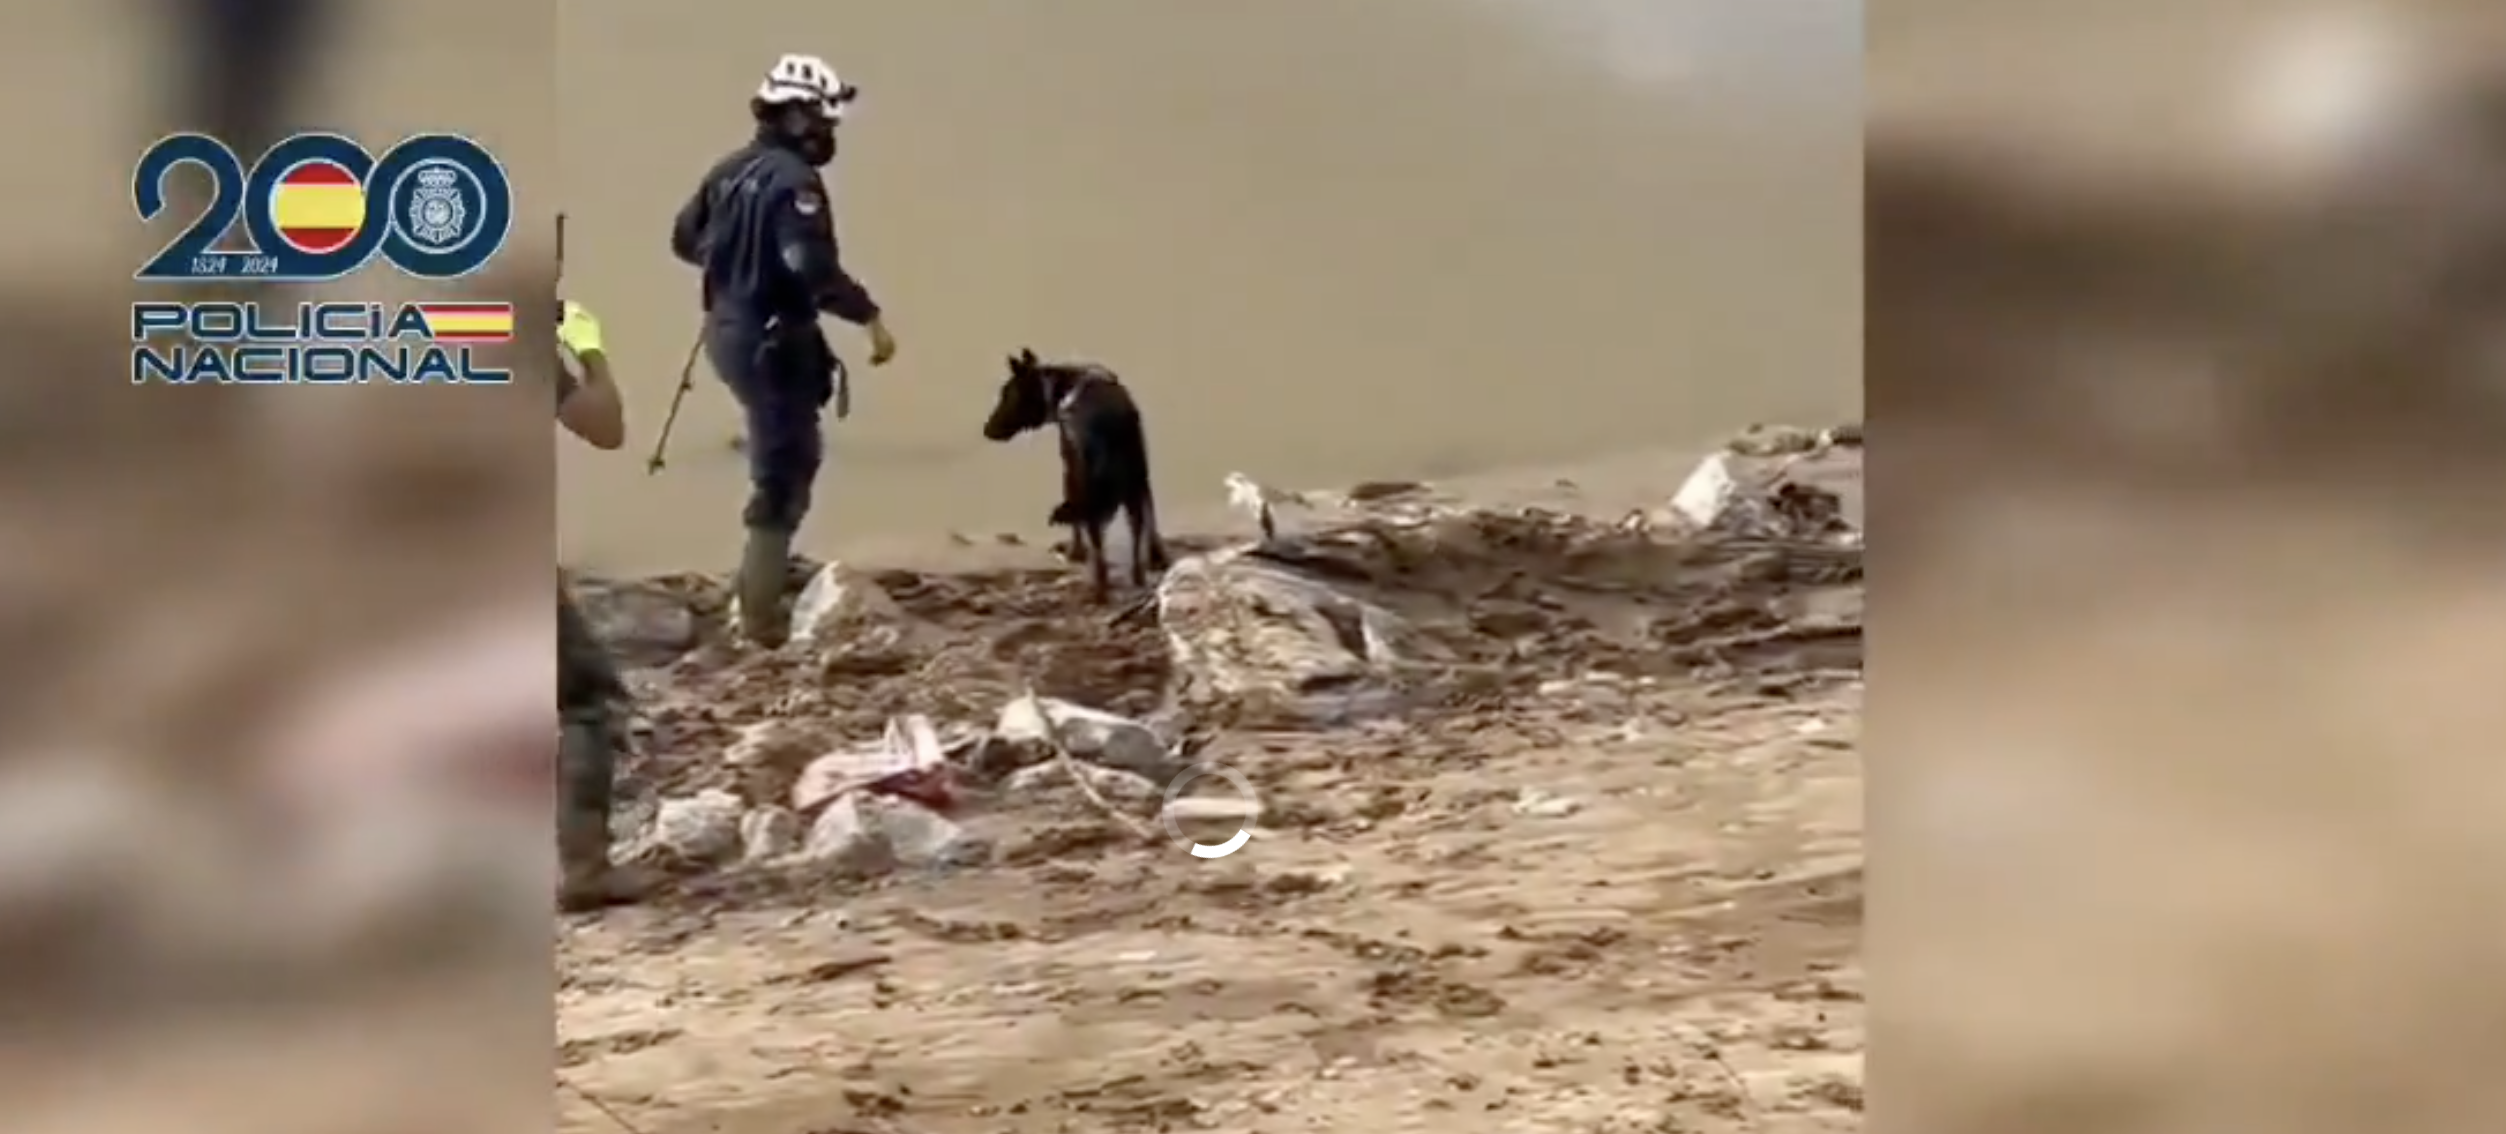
[
  {"xmin": 735, "ymin": 526, "xmax": 794, "ymax": 647},
  {"xmin": 555, "ymin": 720, "xmax": 639, "ymax": 913}
]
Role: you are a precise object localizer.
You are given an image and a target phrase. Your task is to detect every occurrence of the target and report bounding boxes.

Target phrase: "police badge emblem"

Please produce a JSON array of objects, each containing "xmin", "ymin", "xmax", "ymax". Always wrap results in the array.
[{"xmin": 405, "ymin": 164, "xmax": 470, "ymax": 249}]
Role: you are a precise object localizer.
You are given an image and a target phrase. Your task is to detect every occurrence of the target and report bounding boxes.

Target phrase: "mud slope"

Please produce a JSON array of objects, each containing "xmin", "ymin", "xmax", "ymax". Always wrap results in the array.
[{"xmin": 560, "ymin": 437, "xmax": 1865, "ymax": 1134}]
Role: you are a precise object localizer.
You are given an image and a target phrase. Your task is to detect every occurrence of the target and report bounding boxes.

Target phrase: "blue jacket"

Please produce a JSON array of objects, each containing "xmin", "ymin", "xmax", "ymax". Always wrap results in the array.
[{"xmin": 670, "ymin": 133, "xmax": 880, "ymax": 331}]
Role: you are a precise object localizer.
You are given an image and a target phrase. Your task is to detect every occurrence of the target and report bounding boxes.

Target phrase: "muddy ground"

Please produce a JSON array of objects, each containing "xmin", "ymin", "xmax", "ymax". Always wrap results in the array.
[{"xmin": 558, "ymin": 441, "xmax": 1865, "ymax": 1134}]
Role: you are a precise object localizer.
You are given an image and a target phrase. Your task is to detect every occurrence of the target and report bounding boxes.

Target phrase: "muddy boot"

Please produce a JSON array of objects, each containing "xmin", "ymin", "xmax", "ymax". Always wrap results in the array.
[
  {"xmin": 735, "ymin": 526, "xmax": 795, "ymax": 647},
  {"xmin": 555, "ymin": 836, "xmax": 622, "ymax": 914},
  {"xmin": 557, "ymin": 870, "xmax": 649, "ymax": 913},
  {"xmin": 555, "ymin": 720, "xmax": 642, "ymax": 913}
]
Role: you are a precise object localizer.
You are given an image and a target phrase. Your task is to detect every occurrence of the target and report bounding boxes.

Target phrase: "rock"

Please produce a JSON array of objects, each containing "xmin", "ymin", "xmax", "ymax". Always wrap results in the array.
[
  {"xmin": 789, "ymin": 562, "xmax": 908, "ymax": 647},
  {"xmin": 568, "ymin": 578, "xmax": 700, "ymax": 666},
  {"xmin": 874, "ymin": 795, "xmax": 985, "ymax": 866},
  {"xmin": 739, "ymin": 805, "xmax": 803, "ymax": 863},
  {"xmin": 1153, "ymin": 551, "xmax": 1413, "ymax": 725},
  {"xmin": 993, "ymin": 695, "xmax": 1180, "ymax": 783},
  {"xmin": 799, "ymin": 793, "xmax": 984, "ymax": 873},
  {"xmin": 636, "ymin": 789, "xmax": 745, "ymax": 864},
  {"xmin": 796, "ymin": 794, "xmax": 887, "ymax": 872},
  {"xmin": 1003, "ymin": 759, "xmax": 1161, "ymax": 804},
  {"xmin": 1666, "ymin": 452, "xmax": 1743, "ymax": 532}
]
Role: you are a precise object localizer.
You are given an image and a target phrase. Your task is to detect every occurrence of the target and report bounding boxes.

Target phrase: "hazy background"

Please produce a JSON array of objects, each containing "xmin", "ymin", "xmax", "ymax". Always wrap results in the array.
[
  {"xmin": 1876, "ymin": 3, "xmax": 2506, "ymax": 1132},
  {"xmin": 556, "ymin": 0, "xmax": 1863, "ymax": 572},
  {"xmin": 4, "ymin": 3, "xmax": 553, "ymax": 1134}
]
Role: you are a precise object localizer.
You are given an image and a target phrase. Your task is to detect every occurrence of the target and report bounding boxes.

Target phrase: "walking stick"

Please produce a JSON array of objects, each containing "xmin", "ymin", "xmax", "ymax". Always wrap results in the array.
[{"xmin": 645, "ymin": 332, "xmax": 703, "ymax": 475}]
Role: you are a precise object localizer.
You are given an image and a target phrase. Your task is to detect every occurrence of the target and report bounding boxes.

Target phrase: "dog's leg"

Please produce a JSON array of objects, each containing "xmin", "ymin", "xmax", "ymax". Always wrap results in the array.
[
  {"xmin": 1139, "ymin": 485, "xmax": 1171, "ymax": 570},
  {"xmin": 1056, "ymin": 438, "xmax": 1089, "ymax": 562},
  {"xmin": 1124, "ymin": 498, "xmax": 1154, "ymax": 586},
  {"xmin": 1051, "ymin": 505, "xmax": 1091, "ymax": 563},
  {"xmin": 1083, "ymin": 520, "xmax": 1111, "ymax": 600}
]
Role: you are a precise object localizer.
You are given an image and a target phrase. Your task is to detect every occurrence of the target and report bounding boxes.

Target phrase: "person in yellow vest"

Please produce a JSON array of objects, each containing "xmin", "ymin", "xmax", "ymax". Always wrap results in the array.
[
  {"xmin": 557, "ymin": 300, "xmax": 625, "ymax": 449},
  {"xmin": 555, "ymin": 299, "xmax": 640, "ymax": 911}
]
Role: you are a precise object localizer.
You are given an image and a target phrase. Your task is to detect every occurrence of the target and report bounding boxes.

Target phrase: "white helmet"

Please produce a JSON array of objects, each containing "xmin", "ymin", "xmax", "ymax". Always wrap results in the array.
[{"xmin": 755, "ymin": 53, "xmax": 857, "ymax": 119}]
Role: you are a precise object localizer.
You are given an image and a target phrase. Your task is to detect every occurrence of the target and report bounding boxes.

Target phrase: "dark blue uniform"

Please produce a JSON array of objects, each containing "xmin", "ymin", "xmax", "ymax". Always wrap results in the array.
[{"xmin": 670, "ymin": 134, "xmax": 881, "ymax": 533}]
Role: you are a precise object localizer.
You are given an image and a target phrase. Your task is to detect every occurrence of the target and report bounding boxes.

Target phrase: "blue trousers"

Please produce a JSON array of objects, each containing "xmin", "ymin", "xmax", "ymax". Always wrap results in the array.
[{"xmin": 707, "ymin": 318, "xmax": 838, "ymax": 532}]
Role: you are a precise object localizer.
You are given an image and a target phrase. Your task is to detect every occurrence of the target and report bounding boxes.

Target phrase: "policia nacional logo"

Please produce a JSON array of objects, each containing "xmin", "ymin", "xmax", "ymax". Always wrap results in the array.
[{"xmin": 132, "ymin": 132, "xmax": 512, "ymax": 282}]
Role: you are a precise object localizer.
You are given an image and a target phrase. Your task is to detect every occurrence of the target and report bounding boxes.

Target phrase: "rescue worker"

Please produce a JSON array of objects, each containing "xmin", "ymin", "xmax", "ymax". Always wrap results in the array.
[
  {"xmin": 555, "ymin": 298, "xmax": 639, "ymax": 911},
  {"xmin": 670, "ymin": 52, "xmax": 899, "ymax": 646}
]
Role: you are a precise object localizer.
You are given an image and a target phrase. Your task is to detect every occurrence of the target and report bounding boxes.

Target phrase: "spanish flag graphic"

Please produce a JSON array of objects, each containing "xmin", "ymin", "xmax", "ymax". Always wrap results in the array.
[
  {"xmin": 268, "ymin": 161, "xmax": 365, "ymax": 254},
  {"xmin": 414, "ymin": 302, "xmax": 514, "ymax": 344}
]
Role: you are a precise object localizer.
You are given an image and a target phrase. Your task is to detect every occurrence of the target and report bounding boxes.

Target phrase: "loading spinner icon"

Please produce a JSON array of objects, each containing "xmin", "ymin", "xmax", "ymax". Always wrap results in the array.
[{"xmin": 1161, "ymin": 762, "xmax": 1262, "ymax": 859}]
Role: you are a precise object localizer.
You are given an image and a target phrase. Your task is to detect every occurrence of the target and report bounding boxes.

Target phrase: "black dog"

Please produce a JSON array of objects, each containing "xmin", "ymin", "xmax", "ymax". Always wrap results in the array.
[{"xmin": 981, "ymin": 348, "xmax": 1169, "ymax": 598}]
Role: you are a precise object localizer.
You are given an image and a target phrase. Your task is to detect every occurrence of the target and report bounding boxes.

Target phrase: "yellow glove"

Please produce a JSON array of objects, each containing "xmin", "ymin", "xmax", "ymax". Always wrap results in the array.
[
  {"xmin": 558, "ymin": 300, "xmax": 606, "ymax": 359},
  {"xmin": 865, "ymin": 316, "xmax": 897, "ymax": 366}
]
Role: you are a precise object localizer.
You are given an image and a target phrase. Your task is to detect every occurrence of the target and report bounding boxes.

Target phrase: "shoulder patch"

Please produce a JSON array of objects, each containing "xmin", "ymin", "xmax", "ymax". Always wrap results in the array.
[{"xmin": 794, "ymin": 189, "xmax": 823, "ymax": 216}]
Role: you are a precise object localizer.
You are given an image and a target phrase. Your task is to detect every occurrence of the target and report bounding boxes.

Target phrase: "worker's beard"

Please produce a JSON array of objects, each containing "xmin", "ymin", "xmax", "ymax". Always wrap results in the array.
[{"xmin": 799, "ymin": 125, "xmax": 837, "ymax": 167}]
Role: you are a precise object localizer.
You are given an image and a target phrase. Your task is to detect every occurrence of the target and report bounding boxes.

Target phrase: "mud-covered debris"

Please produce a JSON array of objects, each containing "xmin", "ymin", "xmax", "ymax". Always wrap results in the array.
[
  {"xmin": 569, "ymin": 577, "xmax": 701, "ymax": 666},
  {"xmin": 788, "ymin": 561, "xmax": 910, "ymax": 647},
  {"xmin": 793, "ymin": 714, "xmax": 959, "ymax": 812},
  {"xmin": 586, "ymin": 480, "xmax": 1862, "ymax": 894},
  {"xmin": 1657, "ymin": 447, "xmax": 1858, "ymax": 545},
  {"xmin": 1154, "ymin": 550, "xmax": 1414, "ymax": 726},
  {"xmin": 1225, "ymin": 471, "xmax": 1311, "ymax": 540},
  {"xmin": 993, "ymin": 694, "xmax": 1178, "ymax": 783},
  {"xmin": 1003, "ymin": 759, "xmax": 1161, "ymax": 805}
]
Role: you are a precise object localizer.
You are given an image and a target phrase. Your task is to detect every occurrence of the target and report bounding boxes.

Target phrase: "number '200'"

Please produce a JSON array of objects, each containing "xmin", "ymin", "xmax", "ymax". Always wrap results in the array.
[{"xmin": 132, "ymin": 132, "xmax": 511, "ymax": 284}]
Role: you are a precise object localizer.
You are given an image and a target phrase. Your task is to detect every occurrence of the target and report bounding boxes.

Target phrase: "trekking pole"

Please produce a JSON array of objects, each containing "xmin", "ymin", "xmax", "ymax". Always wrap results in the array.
[{"xmin": 645, "ymin": 331, "xmax": 703, "ymax": 475}]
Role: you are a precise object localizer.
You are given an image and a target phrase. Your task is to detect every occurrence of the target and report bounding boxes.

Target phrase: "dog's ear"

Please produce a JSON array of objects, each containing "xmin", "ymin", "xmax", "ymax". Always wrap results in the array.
[{"xmin": 1017, "ymin": 347, "xmax": 1040, "ymax": 369}]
